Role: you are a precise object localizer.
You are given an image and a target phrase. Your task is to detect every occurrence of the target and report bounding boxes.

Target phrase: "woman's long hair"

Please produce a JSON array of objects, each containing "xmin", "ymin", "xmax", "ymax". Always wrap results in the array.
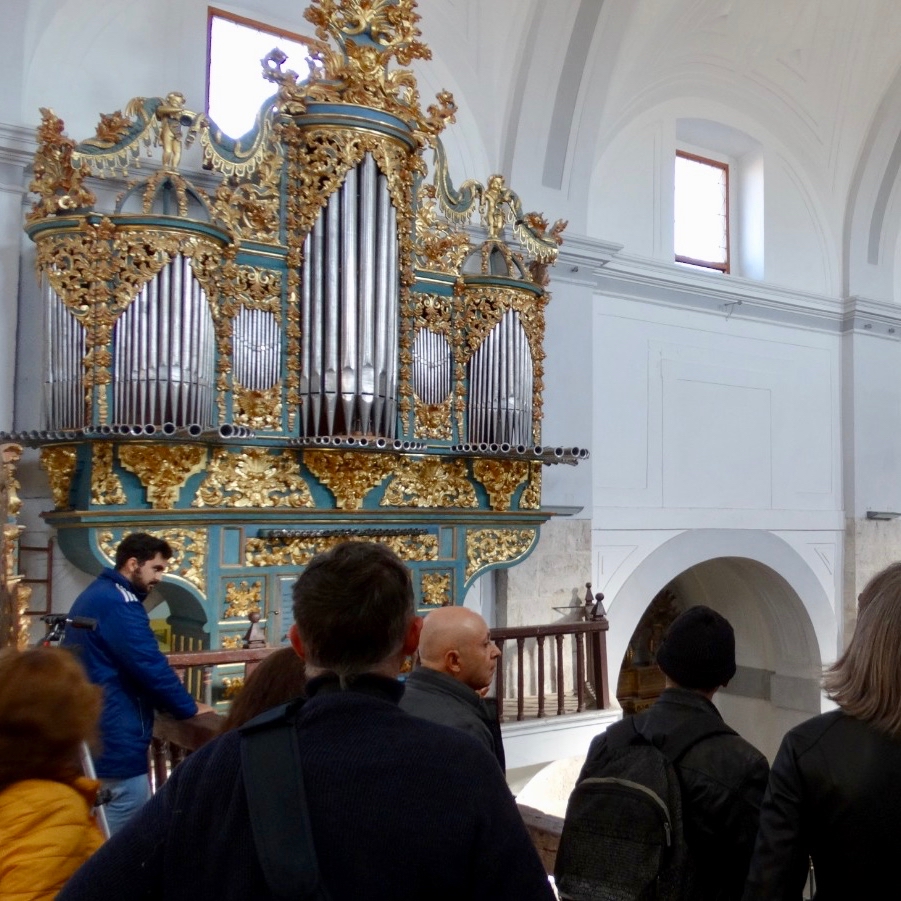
[
  {"xmin": 0, "ymin": 647, "xmax": 102, "ymax": 792},
  {"xmin": 823, "ymin": 561, "xmax": 901, "ymax": 738},
  {"xmin": 221, "ymin": 646, "xmax": 307, "ymax": 732}
]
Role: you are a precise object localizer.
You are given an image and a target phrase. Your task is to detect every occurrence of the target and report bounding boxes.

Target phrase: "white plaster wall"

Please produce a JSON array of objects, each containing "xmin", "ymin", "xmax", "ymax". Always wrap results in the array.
[{"xmin": 591, "ymin": 293, "xmax": 841, "ymax": 520}]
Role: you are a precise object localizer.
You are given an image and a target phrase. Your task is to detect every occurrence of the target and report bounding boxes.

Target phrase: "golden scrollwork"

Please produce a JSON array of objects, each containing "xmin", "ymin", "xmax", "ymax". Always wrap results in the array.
[
  {"xmin": 223, "ymin": 580, "xmax": 263, "ymax": 619},
  {"xmin": 285, "ymin": 0, "xmax": 457, "ymax": 153},
  {"xmin": 381, "ymin": 457, "xmax": 477, "ymax": 508},
  {"xmin": 302, "ymin": 450, "xmax": 395, "ymax": 510},
  {"xmin": 465, "ymin": 528, "xmax": 537, "ymax": 582},
  {"xmin": 39, "ymin": 446, "xmax": 78, "ymax": 510},
  {"xmin": 194, "ymin": 447, "xmax": 315, "ymax": 509},
  {"xmin": 220, "ymin": 636, "xmax": 244, "ymax": 651},
  {"xmin": 1, "ymin": 444, "xmax": 31, "ymax": 649},
  {"xmin": 233, "ymin": 384, "xmax": 283, "ymax": 430},
  {"xmin": 414, "ymin": 184, "xmax": 471, "ymax": 273},
  {"xmin": 414, "ymin": 397, "xmax": 453, "ymax": 439},
  {"xmin": 245, "ymin": 530, "xmax": 438, "ymax": 568},
  {"xmin": 91, "ymin": 443, "xmax": 127, "ymax": 506},
  {"xmin": 27, "ymin": 108, "xmax": 96, "ymax": 223},
  {"xmin": 420, "ymin": 571, "xmax": 451, "ymax": 607},
  {"xmin": 98, "ymin": 527, "xmax": 207, "ymax": 593},
  {"xmin": 213, "ymin": 150, "xmax": 283, "ymax": 244},
  {"xmin": 471, "ymin": 459, "xmax": 530, "ymax": 512},
  {"xmin": 221, "ymin": 675, "xmax": 245, "ymax": 697},
  {"xmin": 520, "ymin": 462, "xmax": 542, "ymax": 509},
  {"xmin": 118, "ymin": 444, "xmax": 207, "ymax": 509},
  {"xmin": 1, "ymin": 446, "xmax": 23, "ymax": 519}
]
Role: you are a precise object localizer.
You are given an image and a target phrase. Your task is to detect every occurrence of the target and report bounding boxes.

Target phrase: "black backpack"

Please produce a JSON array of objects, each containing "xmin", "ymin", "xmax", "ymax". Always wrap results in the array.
[{"xmin": 554, "ymin": 715, "xmax": 736, "ymax": 900}]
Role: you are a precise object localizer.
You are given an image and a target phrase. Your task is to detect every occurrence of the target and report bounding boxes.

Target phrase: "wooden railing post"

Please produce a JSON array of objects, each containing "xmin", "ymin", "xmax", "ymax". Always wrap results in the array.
[
  {"xmin": 536, "ymin": 634, "xmax": 546, "ymax": 718},
  {"xmin": 516, "ymin": 637, "xmax": 526, "ymax": 721}
]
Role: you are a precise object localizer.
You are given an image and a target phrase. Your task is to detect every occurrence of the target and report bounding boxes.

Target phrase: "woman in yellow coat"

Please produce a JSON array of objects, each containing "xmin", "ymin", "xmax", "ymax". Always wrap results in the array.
[{"xmin": 0, "ymin": 646, "xmax": 105, "ymax": 900}]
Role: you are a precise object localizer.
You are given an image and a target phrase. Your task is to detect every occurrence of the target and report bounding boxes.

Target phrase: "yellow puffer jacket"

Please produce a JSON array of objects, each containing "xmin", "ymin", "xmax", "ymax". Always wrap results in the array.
[{"xmin": 0, "ymin": 777, "xmax": 105, "ymax": 900}]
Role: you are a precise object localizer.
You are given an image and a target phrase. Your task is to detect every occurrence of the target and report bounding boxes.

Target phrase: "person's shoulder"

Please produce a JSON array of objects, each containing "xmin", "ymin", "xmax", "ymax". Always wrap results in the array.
[
  {"xmin": 0, "ymin": 779, "xmax": 93, "ymax": 831},
  {"xmin": 780, "ymin": 708, "xmax": 853, "ymax": 755}
]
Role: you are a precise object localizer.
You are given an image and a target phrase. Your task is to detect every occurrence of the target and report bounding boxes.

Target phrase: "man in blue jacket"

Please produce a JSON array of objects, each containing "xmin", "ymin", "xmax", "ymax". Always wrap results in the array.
[{"xmin": 64, "ymin": 532, "xmax": 199, "ymax": 833}]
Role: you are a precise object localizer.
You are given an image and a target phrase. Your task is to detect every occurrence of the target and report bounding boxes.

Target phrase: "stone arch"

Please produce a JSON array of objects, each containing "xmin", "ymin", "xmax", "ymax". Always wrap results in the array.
[{"xmin": 604, "ymin": 529, "xmax": 834, "ymax": 699}]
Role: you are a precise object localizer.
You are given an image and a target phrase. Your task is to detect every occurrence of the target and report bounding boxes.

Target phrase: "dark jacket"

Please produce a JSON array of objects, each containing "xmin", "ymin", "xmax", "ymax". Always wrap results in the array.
[
  {"xmin": 400, "ymin": 666, "xmax": 506, "ymax": 770},
  {"xmin": 743, "ymin": 709, "xmax": 901, "ymax": 900},
  {"xmin": 63, "ymin": 568, "xmax": 198, "ymax": 778},
  {"xmin": 579, "ymin": 688, "xmax": 769, "ymax": 901},
  {"xmin": 58, "ymin": 674, "xmax": 554, "ymax": 901}
]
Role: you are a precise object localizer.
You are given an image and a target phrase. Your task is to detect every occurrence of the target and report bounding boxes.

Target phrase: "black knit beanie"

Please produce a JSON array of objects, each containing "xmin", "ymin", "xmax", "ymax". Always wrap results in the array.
[{"xmin": 655, "ymin": 605, "xmax": 736, "ymax": 690}]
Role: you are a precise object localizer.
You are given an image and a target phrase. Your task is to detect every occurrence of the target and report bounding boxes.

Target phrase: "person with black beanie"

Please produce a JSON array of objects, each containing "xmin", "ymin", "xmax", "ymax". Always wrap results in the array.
[{"xmin": 571, "ymin": 605, "xmax": 769, "ymax": 901}]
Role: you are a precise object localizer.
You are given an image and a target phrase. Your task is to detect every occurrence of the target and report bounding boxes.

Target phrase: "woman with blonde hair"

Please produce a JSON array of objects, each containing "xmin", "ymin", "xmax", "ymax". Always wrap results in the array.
[
  {"xmin": 743, "ymin": 561, "xmax": 901, "ymax": 899},
  {"xmin": 0, "ymin": 647, "xmax": 105, "ymax": 899}
]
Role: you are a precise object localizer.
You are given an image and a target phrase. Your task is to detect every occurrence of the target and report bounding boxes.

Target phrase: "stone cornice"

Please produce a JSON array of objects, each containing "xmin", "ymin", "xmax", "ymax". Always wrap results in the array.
[
  {"xmin": 0, "ymin": 122, "xmax": 36, "ymax": 170},
  {"xmin": 548, "ymin": 235, "xmax": 901, "ymax": 337}
]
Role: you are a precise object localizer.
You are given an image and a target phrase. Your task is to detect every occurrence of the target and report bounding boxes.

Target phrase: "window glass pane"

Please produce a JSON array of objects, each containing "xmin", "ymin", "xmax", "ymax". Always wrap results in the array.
[
  {"xmin": 674, "ymin": 154, "xmax": 728, "ymax": 266},
  {"xmin": 208, "ymin": 14, "xmax": 315, "ymax": 138}
]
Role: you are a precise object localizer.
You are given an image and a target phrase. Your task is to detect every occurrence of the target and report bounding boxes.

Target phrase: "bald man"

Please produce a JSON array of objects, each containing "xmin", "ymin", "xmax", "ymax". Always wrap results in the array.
[{"xmin": 399, "ymin": 606, "xmax": 505, "ymax": 770}]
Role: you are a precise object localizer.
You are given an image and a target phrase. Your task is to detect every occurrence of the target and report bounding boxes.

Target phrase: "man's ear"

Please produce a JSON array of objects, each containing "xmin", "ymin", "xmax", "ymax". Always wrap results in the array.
[
  {"xmin": 401, "ymin": 616, "xmax": 423, "ymax": 656},
  {"xmin": 288, "ymin": 623, "xmax": 306, "ymax": 660},
  {"xmin": 445, "ymin": 648, "xmax": 461, "ymax": 674}
]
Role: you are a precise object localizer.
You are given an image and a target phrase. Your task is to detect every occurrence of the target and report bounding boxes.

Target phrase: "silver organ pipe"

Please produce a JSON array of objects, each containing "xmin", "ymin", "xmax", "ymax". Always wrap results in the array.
[
  {"xmin": 299, "ymin": 152, "xmax": 399, "ymax": 437},
  {"xmin": 466, "ymin": 310, "xmax": 533, "ymax": 446},
  {"xmin": 233, "ymin": 308, "xmax": 281, "ymax": 391},
  {"xmin": 112, "ymin": 255, "xmax": 215, "ymax": 427},
  {"xmin": 44, "ymin": 282, "xmax": 87, "ymax": 430},
  {"xmin": 412, "ymin": 330, "xmax": 452, "ymax": 405}
]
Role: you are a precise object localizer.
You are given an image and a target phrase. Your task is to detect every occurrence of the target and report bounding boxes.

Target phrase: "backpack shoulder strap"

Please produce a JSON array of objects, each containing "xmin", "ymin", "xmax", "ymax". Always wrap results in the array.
[
  {"xmin": 239, "ymin": 698, "xmax": 333, "ymax": 901},
  {"xmin": 658, "ymin": 714, "xmax": 737, "ymax": 764},
  {"xmin": 604, "ymin": 715, "xmax": 643, "ymax": 753}
]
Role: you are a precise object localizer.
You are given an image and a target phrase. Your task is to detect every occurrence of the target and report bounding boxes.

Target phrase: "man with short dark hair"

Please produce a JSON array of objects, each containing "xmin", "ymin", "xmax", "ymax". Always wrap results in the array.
[
  {"xmin": 569, "ymin": 605, "xmax": 769, "ymax": 901},
  {"xmin": 63, "ymin": 532, "xmax": 199, "ymax": 834},
  {"xmin": 400, "ymin": 605, "xmax": 505, "ymax": 770},
  {"xmin": 59, "ymin": 541, "xmax": 555, "ymax": 900}
]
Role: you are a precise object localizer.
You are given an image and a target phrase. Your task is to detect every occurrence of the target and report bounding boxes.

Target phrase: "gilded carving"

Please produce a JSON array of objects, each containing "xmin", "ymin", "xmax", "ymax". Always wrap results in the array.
[
  {"xmin": 194, "ymin": 447, "xmax": 315, "ymax": 509},
  {"xmin": 472, "ymin": 459, "xmax": 530, "ymax": 512},
  {"xmin": 220, "ymin": 636, "xmax": 244, "ymax": 651},
  {"xmin": 520, "ymin": 462, "xmax": 542, "ymax": 510},
  {"xmin": 40, "ymin": 445, "xmax": 77, "ymax": 510},
  {"xmin": 414, "ymin": 397, "xmax": 453, "ymax": 439},
  {"xmin": 421, "ymin": 571, "xmax": 451, "ymax": 607},
  {"xmin": 245, "ymin": 531, "xmax": 438, "ymax": 567},
  {"xmin": 414, "ymin": 185, "xmax": 471, "ymax": 274},
  {"xmin": 221, "ymin": 675, "xmax": 245, "ymax": 697},
  {"xmin": 381, "ymin": 457, "xmax": 477, "ymax": 508},
  {"xmin": 99, "ymin": 527, "xmax": 207, "ymax": 593},
  {"xmin": 91, "ymin": 443, "xmax": 127, "ymax": 506},
  {"xmin": 465, "ymin": 528, "xmax": 536, "ymax": 582},
  {"xmin": 233, "ymin": 384, "xmax": 283, "ymax": 430},
  {"xmin": 118, "ymin": 444, "xmax": 207, "ymax": 509},
  {"xmin": 303, "ymin": 450, "xmax": 395, "ymax": 510},
  {"xmin": 223, "ymin": 580, "xmax": 263, "ymax": 619},
  {"xmin": 212, "ymin": 151, "xmax": 283, "ymax": 244},
  {"xmin": 1, "ymin": 445, "xmax": 31, "ymax": 649},
  {"xmin": 27, "ymin": 108, "xmax": 96, "ymax": 223}
]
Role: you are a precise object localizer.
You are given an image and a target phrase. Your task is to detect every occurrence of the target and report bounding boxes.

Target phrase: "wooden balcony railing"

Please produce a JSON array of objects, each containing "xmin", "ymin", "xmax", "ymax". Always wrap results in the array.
[
  {"xmin": 150, "ymin": 648, "xmax": 276, "ymax": 790},
  {"xmin": 151, "ymin": 617, "xmax": 610, "ymax": 787},
  {"xmin": 491, "ymin": 618, "xmax": 609, "ymax": 722}
]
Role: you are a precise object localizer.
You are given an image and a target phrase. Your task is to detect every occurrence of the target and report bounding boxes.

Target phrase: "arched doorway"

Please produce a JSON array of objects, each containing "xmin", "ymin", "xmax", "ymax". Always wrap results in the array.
[{"xmin": 605, "ymin": 530, "xmax": 835, "ymax": 760}]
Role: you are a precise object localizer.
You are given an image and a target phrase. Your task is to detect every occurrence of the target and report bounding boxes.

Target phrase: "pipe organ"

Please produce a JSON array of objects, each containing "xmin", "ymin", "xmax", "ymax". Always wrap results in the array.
[{"xmin": 6, "ymin": 0, "xmax": 586, "ymax": 697}]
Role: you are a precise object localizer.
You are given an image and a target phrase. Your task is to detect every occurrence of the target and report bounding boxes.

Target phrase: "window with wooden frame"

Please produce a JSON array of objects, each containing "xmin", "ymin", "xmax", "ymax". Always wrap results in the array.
[
  {"xmin": 674, "ymin": 150, "xmax": 730, "ymax": 274},
  {"xmin": 207, "ymin": 8, "xmax": 320, "ymax": 139}
]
